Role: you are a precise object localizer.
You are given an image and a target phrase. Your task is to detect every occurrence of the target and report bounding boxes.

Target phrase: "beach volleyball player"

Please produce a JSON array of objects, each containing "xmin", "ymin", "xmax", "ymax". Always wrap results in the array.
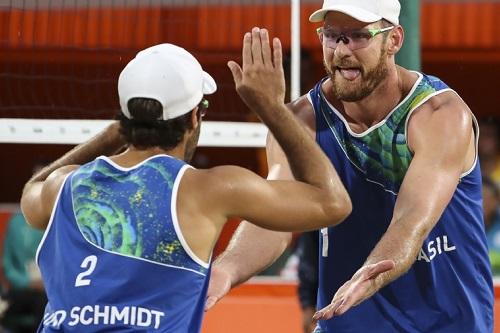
[
  {"xmin": 20, "ymin": 30, "xmax": 353, "ymax": 332},
  {"xmin": 207, "ymin": 1, "xmax": 494, "ymax": 332}
]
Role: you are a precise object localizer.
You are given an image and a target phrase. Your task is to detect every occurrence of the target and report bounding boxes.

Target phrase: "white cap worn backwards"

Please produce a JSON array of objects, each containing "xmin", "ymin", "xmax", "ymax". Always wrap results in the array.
[
  {"xmin": 118, "ymin": 43, "xmax": 217, "ymax": 121},
  {"xmin": 309, "ymin": 0, "xmax": 401, "ymax": 25}
]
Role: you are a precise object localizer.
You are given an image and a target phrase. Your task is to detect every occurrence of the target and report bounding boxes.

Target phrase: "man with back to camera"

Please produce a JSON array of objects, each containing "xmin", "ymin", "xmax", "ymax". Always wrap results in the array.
[
  {"xmin": 206, "ymin": 1, "xmax": 494, "ymax": 332},
  {"xmin": 20, "ymin": 33, "xmax": 354, "ymax": 332}
]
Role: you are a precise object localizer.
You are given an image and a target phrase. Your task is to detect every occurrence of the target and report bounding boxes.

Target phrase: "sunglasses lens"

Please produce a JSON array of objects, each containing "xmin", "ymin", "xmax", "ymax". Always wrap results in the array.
[{"xmin": 319, "ymin": 29, "xmax": 372, "ymax": 50}]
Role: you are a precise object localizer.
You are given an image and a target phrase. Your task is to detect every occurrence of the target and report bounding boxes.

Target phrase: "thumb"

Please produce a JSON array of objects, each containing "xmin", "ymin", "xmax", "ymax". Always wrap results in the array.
[
  {"xmin": 205, "ymin": 295, "xmax": 219, "ymax": 312},
  {"xmin": 227, "ymin": 61, "xmax": 243, "ymax": 85},
  {"xmin": 367, "ymin": 260, "xmax": 395, "ymax": 279}
]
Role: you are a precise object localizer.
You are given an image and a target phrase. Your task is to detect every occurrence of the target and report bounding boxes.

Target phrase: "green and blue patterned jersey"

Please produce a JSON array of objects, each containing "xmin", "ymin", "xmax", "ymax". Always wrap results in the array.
[
  {"xmin": 311, "ymin": 72, "xmax": 493, "ymax": 333},
  {"xmin": 37, "ymin": 155, "xmax": 210, "ymax": 332}
]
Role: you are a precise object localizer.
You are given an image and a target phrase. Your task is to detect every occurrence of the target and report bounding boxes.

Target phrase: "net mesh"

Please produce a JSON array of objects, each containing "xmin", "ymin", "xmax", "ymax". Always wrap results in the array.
[
  {"xmin": 0, "ymin": 0, "xmax": 296, "ymax": 121},
  {"xmin": 1, "ymin": 0, "xmax": 309, "ymax": 202}
]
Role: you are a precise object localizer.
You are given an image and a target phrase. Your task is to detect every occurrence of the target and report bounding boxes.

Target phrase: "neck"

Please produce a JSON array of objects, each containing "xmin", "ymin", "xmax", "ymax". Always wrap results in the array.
[
  {"xmin": 325, "ymin": 65, "xmax": 414, "ymax": 130},
  {"xmin": 111, "ymin": 144, "xmax": 186, "ymax": 167}
]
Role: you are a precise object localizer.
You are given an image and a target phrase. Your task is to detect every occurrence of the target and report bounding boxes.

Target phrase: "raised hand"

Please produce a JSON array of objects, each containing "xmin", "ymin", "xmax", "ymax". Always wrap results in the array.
[
  {"xmin": 228, "ymin": 27, "xmax": 286, "ymax": 117},
  {"xmin": 312, "ymin": 260, "xmax": 395, "ymax": 322}
]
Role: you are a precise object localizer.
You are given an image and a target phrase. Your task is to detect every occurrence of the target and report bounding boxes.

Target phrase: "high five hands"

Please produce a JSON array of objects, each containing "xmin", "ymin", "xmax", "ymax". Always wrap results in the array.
[
  {"xmin": 313, "ymin": 260, "xmax": 395, "ymax": 323},
  {"xmin": 205, "ymin": 28, "xmax": 285, "ymax": 312},
  {"xmin": 227, "ymin": 27, "xmax": 286, "ymax": 115}
]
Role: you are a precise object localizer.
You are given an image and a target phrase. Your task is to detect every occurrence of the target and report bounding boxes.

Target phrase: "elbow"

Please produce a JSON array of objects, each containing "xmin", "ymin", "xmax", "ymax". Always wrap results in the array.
[
  {"xmin": 336, "ymin": 195, "xmax": 353, "ymax": 224},
  {"xmin": 323, "ymin": 192, "xmax": 352, "ymax": 226},
  {"xmin": 19, "ymin": 195, "xmax": 33, "ymax": 227}
]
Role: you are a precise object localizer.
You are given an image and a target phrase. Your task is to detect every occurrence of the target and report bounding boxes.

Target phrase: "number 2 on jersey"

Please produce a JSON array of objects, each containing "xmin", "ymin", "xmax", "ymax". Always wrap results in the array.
[{"xmin": 75, "ymin": 255, "xmax": 98, "ymax": 287}]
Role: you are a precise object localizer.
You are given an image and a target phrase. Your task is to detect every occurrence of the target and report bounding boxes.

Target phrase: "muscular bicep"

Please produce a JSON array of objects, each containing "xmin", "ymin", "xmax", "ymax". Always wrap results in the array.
[
  {"xmin": 21, "ymin": 165, "xmax": 78, "ymax": 230},
  {"xmin": 205, "ymin": 166, "xmax": 338, "ymax": 232},
  {"xmin": 393, "ymin": 95, "xmax": 473, "ymax": 234},
  {"xmin": 265, "ymin": 107, "xmax": 315, "ymax": 181}
]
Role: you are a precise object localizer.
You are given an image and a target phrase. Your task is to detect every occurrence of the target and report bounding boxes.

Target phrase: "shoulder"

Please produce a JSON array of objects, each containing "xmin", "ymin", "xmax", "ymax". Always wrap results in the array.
[
  {"xmin": 405, "ymin": 89, "xmax": 476, "ymax": 174},
  {"xmin": 21, "ymin": 165, "xmax": 79, "ymax": 229},
  {"xmin": 44, "ymin": 165, "xmax": 79, "ymax": 195},
  {"xmin": 407, "ymin": 90, "xmax": 472, "ymax": 150},
  {"xmin": 184, "ymin": 166, "xmax": 259, "ymax": 192}
]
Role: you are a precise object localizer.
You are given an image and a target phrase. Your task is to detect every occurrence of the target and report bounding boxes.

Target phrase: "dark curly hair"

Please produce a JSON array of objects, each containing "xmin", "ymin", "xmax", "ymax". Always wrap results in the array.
[{"xmin": 118, "ymin": 98, "xmax": 197, "ymax": 150}]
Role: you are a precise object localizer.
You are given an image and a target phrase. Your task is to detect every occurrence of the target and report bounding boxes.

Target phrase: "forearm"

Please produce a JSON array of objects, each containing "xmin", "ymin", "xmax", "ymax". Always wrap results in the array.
[
  {"xmin": 260, "ymin": 105, "xmax": 337, "ymax": 189},
  {"xmin": 364, "ymin": 215, "xmax": 431, "ymax": 288},
  {"xmin": 27, "ymin": 121, "xmax": 125, "ymax": 184},
  {"xmin": 214, "ymin": 221, "xmax": 292, "ymax": 287}
]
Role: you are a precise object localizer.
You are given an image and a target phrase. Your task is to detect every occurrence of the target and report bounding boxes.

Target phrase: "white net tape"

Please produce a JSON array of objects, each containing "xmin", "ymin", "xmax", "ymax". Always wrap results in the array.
[{"xmin": 0, "ymin": 119, "xmax": 268, "ymax": 147}]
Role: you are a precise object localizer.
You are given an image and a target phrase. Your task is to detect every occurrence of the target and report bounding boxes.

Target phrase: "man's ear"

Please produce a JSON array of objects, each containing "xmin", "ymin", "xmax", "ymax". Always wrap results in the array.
[
  {"xmin": 387, "ymin": 25, "xmax": 404, "ymax": 56},
  {"xmin": 191, "ymin": 108, "xmax": 200, "ymax": 130}
]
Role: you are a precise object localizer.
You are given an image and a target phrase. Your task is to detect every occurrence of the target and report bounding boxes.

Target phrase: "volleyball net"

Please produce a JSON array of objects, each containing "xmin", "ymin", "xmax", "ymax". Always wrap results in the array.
[{"xmin": 0, "ymin": 0, "xmax": 311, "ymax": 147}]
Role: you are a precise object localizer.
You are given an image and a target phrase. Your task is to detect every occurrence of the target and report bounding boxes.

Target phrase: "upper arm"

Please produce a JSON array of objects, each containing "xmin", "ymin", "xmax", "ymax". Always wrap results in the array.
[
  {"xmin": 199, "ymin": 165, "xmax": 342, "ymax": 232},
  {"xmin": 20, "ymin": 165, "xmax": 78, "ymax": 230},
  {"xmin": 266, "ymin": 96, "xmax": 316, "ymax": 181},
  {"xmin": 394, "ymin": 92, "xmax": 473, "ymax": 234}
]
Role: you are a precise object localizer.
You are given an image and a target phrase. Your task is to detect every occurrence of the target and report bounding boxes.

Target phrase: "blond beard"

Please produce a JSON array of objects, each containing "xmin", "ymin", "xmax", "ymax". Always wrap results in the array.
[{"xmin": 325, "ymin": 48, "xmax": 388, "ymax": 102}]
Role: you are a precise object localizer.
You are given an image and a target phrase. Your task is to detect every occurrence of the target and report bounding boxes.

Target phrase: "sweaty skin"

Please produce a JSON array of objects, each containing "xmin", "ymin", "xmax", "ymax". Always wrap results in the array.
[
  {"xmin": 21, "ymin": 28, "xmax": 351, "ymax": 283},
  {"xmin": 207, "ymin": 13, "xmax": 477, "ymax": 321}
]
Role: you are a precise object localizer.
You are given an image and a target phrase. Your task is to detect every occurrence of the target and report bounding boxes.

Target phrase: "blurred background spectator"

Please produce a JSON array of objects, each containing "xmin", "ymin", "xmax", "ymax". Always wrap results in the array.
[
  {"xmin": 1, "ymin": 211, "xmax": 45, "ymax": 333},
  {"xmin": 296, "ymin": 231, "xmax": 319, "ymax": 333},
  {"xmin": 1, "ymin": 163, "xmax": 47, "ymax": 333},
  {"xmin": 479, "ymin": 117, "xmax": 500, "ymax": 186},
  {"xmin": 483, "ymin": 177, "xmax": 500, "ymax": 275}
]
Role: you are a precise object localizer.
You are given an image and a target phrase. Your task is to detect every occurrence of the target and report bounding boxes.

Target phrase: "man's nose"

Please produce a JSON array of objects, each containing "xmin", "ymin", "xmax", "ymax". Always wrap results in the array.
[
  {"xmin": 334, "ymin": 37, "xmax": 352, "ymax": 56},
  {"xmin": 336, "ymin": 36, "xmax": 349, "ymax": 45}
]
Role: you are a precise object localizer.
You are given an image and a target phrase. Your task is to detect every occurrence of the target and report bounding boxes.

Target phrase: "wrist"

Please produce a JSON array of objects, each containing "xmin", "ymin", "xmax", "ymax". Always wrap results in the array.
[
  {"xmin": 213, "ymin": 259, "xmax": 242, "ymax": 288},
  {"xmin": 101, "ymin": 122, "xmax": 125, "ymax": 153}
]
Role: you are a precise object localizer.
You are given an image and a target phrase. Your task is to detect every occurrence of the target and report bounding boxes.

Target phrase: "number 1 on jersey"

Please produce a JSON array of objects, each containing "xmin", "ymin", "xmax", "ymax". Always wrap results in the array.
[
  {"xmin": 75, "ymin": 255, "xmax": 98, "ymax": 287},
  {"xmin": 321, "ymin": 228, "xmax": 329, "ymax": 257}
]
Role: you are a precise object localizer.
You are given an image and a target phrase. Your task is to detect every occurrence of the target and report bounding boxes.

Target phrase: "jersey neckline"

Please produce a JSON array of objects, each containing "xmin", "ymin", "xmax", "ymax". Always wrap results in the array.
[
  {"xmin": 317, "ymin": 71, "xmax": 423, "ymax": 138},
  {"xmin": 97, "ymin": 154, "xmax": 179, "ymax": 171}
]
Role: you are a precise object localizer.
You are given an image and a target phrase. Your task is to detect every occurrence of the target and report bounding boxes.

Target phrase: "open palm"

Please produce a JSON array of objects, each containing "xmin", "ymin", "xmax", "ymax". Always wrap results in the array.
[{"xmin": 313, "ymin": 260, "xmax": 395, "ymax": 322}]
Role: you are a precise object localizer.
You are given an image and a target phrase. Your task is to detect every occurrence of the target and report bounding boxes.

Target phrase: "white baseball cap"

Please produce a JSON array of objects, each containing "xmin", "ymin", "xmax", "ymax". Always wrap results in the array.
[
  {"xmin": 309, "ymin": 0, "xmax": 400, "ymax": 25},
  {"xmin": 118, "ymin": 43, "xmax": 217, "ymax": 121}
]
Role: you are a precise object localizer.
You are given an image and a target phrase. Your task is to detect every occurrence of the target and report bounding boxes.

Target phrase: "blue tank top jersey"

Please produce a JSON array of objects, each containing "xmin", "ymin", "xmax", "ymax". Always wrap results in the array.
[
  {"xmin": 310, "ymin": 72, "xmax": 493, "ymax": 333},
  {"xmin": 36, "ymin": 155, "xmax": 211, "ymax": 332}
]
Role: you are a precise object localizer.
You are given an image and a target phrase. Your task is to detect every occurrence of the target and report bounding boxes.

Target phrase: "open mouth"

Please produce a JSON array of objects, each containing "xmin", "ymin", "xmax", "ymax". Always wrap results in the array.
[{"xmin": 336, "ymin": 67, "xmax": 361, "ymax": 81}]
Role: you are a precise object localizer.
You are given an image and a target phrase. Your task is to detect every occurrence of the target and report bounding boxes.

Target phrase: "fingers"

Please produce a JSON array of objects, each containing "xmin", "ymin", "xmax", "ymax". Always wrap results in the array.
[
  {"xmin": 311, "ymin": 261, "xmax": 396, "ymax": 322},
  {"xmin": 228, "ymin": 61, "xmax": 243, "ymax": 85},
  {"xmin": 273, "ymin": 37, "xmax": 283, "ymax": 71},
  {"xmin": 260, "ymin": 29, "xmax": 272, "ymax": 67},
  {"xmin": 204, "ymin": 296, "xmax": 219, "ymax": 312},
  {"xmin": 243, "ymin": 27, "xmax": 275, "ymax": 68},
  {"xmin": 311, "ymin": 317, "xmax": 319, "ymax": 330},
  {"xmin": 242, "ymin": 32, "xmax": 252, "ymax": 68},
  {"xmin": 366, "ymin": 260, "xmax": 395, "ymax": 279},
  {"xmin": 251, "ymin": 27, "xmax": 263, "ymax": 65},
  {"xmin": 312, "ymin": 297, "xmax": 343, "ymax": 321}
]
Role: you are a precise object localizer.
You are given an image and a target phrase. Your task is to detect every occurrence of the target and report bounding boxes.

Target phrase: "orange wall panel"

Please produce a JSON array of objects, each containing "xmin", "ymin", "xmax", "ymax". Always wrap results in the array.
[
  {"xmin": 202, "ymin": 281, "xmax": 500, "ymax": 333},
  {"xmin": 2, "ymin": 3, "xmax": 500, "ymax": 51},
  {"xmin": 421, "ymin": 2, "xmax": 500, "ymax": 49}
]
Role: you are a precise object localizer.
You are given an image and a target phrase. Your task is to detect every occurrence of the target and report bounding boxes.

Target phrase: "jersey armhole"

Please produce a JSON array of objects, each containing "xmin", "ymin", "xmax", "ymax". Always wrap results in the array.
[
  {"xmin": 404, "ymin": 89, "xmax": 479, "ymax": 178},
  {"xmin": 171, "ymin": 165, "xmax": 211, "ymax": 269},
  {"xmin": 35, "ymin": 171, "xmax": 74, "ymax": 266}
]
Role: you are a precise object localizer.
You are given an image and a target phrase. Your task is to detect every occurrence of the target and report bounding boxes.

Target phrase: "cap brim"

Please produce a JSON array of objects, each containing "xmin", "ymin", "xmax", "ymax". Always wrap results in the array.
[
  {"xmin": 202, "ymin": 71, "xmax": 217, "ymax": 95},
  {"xmin": 309, "ymin": 4, "xmax": 382, "ymax": 23}
]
